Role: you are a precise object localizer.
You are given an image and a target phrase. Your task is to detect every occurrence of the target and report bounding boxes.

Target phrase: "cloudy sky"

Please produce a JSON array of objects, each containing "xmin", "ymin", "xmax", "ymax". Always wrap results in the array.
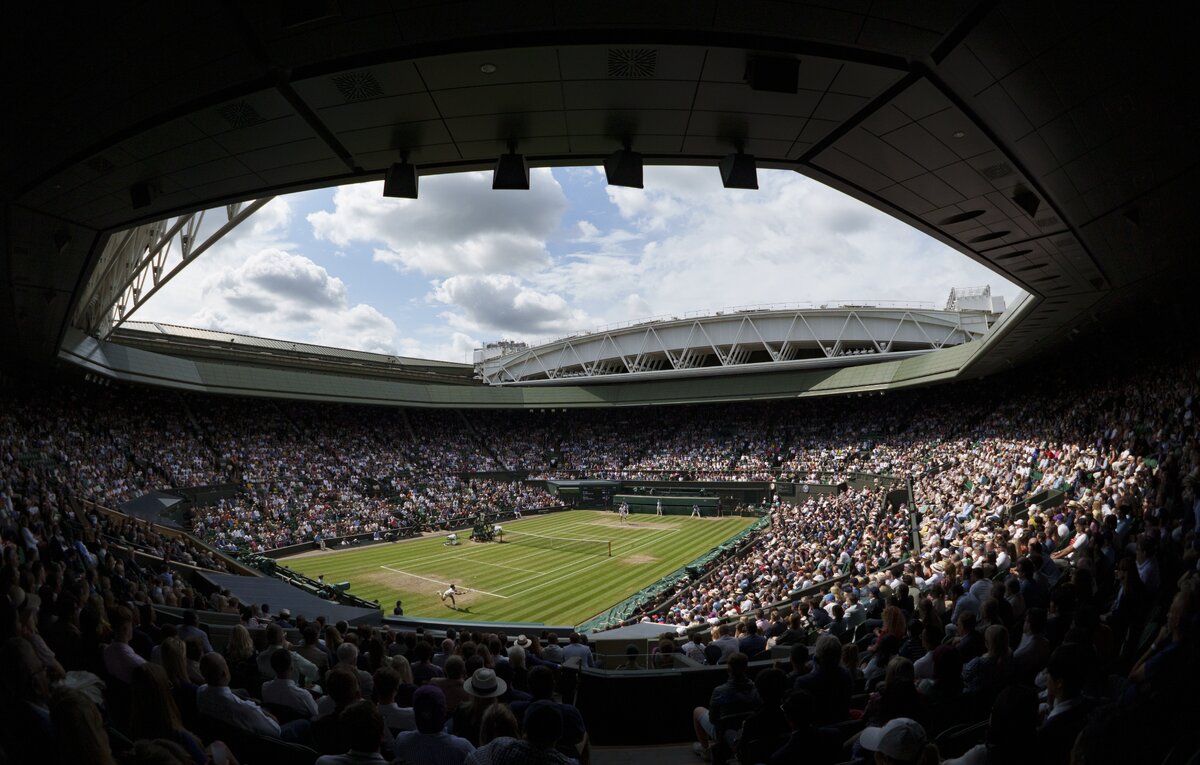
[{"xmin": 135, "ymin": 166, "xmax": 1014, "ymax": 362}]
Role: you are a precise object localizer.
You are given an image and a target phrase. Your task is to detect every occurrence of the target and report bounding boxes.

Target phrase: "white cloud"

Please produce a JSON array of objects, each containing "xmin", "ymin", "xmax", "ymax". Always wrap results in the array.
[
  {"xmin": 397, "ymin": 331, "xmax": 480, "ymax": 362},
  {"xmin": 311, "ymin": 304, "xmax": 403, "ymax": 354},
  {"xmin": 532, "ymin": 167, "xmax": 1012, "ymax": 325},
  {"xmin": 186, "ymin": 249, "xmax": 401, "ymax": 352},
  {"xmin": 307, "ymin": 170, "xmax": 567, "ymax": 276},
  {"xmin": 207, "ymin": 248, "xmax": 347, "ymax": 313},
  {"xmin": 432, "ymin": 274, "xmax": 594, "ymax": 338},
  {"xmin": 135, "ymin": 166, "xmax": 1012, "ymax": 364}
]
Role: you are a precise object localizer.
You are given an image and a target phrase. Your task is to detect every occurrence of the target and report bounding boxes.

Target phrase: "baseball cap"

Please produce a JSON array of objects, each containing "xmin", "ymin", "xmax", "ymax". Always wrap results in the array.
[{"xmin": 859, "ymin": 718, "xmax": 928, "ymax": 760}]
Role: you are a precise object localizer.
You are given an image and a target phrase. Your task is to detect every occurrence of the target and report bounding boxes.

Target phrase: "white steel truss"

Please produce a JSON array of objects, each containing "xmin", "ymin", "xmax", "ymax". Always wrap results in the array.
[
  {"xmin": 475, "ymin": 307, "xmax": 993, "ymax": 385},
  {"xmin": 73, "ymin": 197, "xmax": 274, "ymax": 338}
]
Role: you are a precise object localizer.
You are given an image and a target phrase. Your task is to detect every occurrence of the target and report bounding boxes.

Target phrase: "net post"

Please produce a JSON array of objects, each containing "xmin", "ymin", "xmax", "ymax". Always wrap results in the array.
[{"xmin": 608, "ymin": 541, "xmax": 613, "ymax": 557}]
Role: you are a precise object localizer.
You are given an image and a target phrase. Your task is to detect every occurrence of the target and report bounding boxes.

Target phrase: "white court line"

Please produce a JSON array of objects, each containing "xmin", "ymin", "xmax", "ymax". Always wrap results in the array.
[
  {"xmin": 373, "ymin": 514, "xmax": 680, "ymax": 575},
  {"xmin": 502, "ymin": 530, "xmax": 670, "ymax": 599},
  {"xmin": 463, "ymin": 558, "xmax": 544, "ymax": 574},
  {"xmin": 383, "ymin": 539, "xmax": 558, "ymax": 571},
  {"xmin": 540, "ymin": 518, "xmax": 683, "ymax": 537},
  {"xmin": 379, "ymin": 565, "xmax": 510, "ymax": 598}
]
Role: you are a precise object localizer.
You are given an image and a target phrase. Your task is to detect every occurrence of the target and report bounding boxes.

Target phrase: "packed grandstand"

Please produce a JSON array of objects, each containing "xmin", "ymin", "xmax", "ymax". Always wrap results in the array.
[{"xmin": 1, "ymin": 345, "xmax": 1196, "ymax": 764}]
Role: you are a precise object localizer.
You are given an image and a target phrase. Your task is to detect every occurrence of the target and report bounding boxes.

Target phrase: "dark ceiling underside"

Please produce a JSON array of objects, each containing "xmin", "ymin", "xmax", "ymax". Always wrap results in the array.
[{"xmin": 2, "ymin": 1, "xmax": 1197, "ymax": 389}]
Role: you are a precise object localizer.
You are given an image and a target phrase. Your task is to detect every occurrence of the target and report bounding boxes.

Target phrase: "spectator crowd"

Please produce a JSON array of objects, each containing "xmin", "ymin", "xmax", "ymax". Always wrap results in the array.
[{"xmin": 0, "ymin": 349, "xmax": 1197, "ymax": 762}]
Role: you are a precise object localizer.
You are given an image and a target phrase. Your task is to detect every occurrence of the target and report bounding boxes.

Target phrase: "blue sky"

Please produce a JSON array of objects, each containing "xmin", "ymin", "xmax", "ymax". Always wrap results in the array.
[{"xmin": 136, "ymin": 167, "xmax": 1014, "ymax": 362}]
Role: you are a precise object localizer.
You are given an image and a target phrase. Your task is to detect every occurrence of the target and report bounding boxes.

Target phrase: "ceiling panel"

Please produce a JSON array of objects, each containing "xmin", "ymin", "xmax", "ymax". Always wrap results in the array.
[
  {"xmin": 685, "ymin": 111, "xmax": 809, "ymax": 144},
  {"xmin": 338, "ymin": 121, "xmax": 454, "ymax": 158},
  {"xmin": 5, "ymin": 1, "xmax": 1193, "ymax": 382},
  {"xmin": 315, "ymin": 93, "xmax": 443, "ymax": 132},
  {"xmin": 692, "ymin": 82, "xmax": 822, "ymax": 119},
  {"xmin": 835, "ymin": 129, "xmax": 926, "ymax": 183},
  {"xmin": 680, "ymin": 135, "xmax": 794, "ymax": 157},
  {"xmin": 291, "ymin": 62, "xmax": 427, "ymax": 109},
  {"xmin": 209, "ymin": 116, "xmax": 322, "ymax": 155},
  {"xmin": 812, "ymin": 148, "xmax": 893, "ymax": 192},
  {"xmin": 416, "ymin": 48, "xmax": 561, "ymax": 90},
  {"xmin": 880, "ymin": 122, "xmax": 960, "ymax": 171},
  {"xmin": 433, "ymin": 82, "xmax": 565, "ymax": 117},
  {"xmin": 562, "ymin": 80, "xmax": 697, "ymax": 111},
  {"xmin": 558, "ymin": 45, "xmax": 708, "ymax": 81},
  {"xmin": 564, "ymin": 109, "xmax": 693, "ymax": 144},
  {"xmin": 443, "ymin": 111, "xmax": 570, "ymax": 143}
]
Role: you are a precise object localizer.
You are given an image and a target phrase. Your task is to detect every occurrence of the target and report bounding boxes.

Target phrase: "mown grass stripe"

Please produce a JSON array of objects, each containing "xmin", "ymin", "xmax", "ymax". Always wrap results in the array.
[{"xmin": 283, "ymin": 510, "xmax": 755, "ymax": 625}]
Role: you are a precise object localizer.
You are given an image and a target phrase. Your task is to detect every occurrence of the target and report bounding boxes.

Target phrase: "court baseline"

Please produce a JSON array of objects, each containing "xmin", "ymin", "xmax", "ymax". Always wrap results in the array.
[{"xmin": 378, "ymin": 565, "xmax": 510, "ymax": 599}]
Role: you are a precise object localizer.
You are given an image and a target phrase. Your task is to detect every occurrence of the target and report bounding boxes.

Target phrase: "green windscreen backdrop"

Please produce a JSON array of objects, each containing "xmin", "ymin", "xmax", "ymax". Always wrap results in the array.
[{"xmin": 612, "ymin": 494, "xmax": 720, "ymax": 516}]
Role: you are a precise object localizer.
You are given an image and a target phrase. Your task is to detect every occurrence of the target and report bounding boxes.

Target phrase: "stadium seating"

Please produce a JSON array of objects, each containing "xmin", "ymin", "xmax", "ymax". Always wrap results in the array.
[{"xmin": 1, "ymin": 350, "xmax": 1197, "ymax": 763}]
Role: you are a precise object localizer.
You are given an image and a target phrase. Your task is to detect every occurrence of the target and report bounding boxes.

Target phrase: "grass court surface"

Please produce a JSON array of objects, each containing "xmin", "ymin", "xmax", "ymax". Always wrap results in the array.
[{"xmin": 283, "ymin": 510, "xmax": 756, "ymax": 626}]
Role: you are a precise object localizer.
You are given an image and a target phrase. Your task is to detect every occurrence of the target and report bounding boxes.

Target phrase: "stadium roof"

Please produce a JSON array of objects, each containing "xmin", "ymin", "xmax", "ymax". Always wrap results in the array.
[{"xmin": 4, "ymin": 2, "xmax": 1197, "ymax": 405}]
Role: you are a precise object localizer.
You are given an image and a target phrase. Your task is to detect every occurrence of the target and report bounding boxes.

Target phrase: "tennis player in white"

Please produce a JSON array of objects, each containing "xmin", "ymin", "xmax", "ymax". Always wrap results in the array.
[{"xmin": 439, "ymin": 583, "xmax": 463, "ymax": 608}]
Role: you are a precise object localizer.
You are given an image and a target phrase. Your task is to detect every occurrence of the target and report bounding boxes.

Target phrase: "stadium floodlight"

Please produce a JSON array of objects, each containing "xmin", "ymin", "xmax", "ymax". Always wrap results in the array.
[
  {"xmin": 492, "ymin": 142, "xmax": 529, "ymax": 190},
  {"xmin": 719, "ymin": 151, "xmax": 758, "ymax": 189},
  {"xmin": 382, "ymin": 158, "xmax": 419, "ymax": 198},
  {"xmin": 604, "ymin": 146, "xmax": 643, "ymax": 188}
]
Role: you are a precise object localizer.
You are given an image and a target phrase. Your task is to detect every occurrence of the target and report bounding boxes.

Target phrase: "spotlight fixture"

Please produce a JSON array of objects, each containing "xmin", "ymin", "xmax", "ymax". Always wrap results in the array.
[
  {"xmin": 719, "ymin": 151, "xmax": 758, "ymax": 189},
  {"xmin": 604, "ymin": 144, "xmax": 643, "ymax": 188},
  {"xmin": 382, "ymin": 158, "xmax": 419, "ymax": 198},
  {"xmin": 492, "ymin": 143, "xmax": 529, "ymax": 190},
  {"xmin": 480, "ymin": 63, "xmax": 497, "ymax": 74},
  {"xmin": 951, "ymin": 130, "xmax": 966, "ymax": 139}
]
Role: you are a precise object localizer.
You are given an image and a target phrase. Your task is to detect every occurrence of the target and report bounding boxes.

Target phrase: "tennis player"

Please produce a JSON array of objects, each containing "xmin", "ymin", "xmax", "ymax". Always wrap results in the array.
[
  {"xmin": 656, "ymin": 499, "xmax": 663, "ymax": 516},
  {"xmin": 619, "ymin": 502, "xmax": 629, "ymax": 523},
  {"xmin": 691, "ymin": 504, "xmax": 701, "ymax": 518},
  {"xmin": 439, "ymin": 583, "xmax": 463, "ymax": 608}
]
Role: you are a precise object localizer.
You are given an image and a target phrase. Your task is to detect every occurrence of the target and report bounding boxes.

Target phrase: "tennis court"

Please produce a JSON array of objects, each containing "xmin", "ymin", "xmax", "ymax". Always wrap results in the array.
[{"xmin": 283, "ymin": 510, "xmax": 757, "ymax": 626}]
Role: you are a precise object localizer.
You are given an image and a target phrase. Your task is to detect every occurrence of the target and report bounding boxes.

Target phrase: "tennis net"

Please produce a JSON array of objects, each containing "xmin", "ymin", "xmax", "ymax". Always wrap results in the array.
[{"xmin": 504, "ymin": 530, "xmax": 612, "ymax": 557}]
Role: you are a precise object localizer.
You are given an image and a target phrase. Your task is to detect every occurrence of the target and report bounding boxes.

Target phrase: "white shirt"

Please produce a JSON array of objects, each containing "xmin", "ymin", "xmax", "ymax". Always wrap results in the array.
[
  {"xmin": 913, "ymin": 650, "xmax": 935, "ymax": 680},
  {"xmin": 197, "ymin": 684, "xmax": 280, "ymax": 737},
  {"xmin": 379, "ymin": 702, "xmax": 416, "ymax": 732},
  {"xmin": 844, "ymin": 603, "xmax": 866, "ymax": 628},
  {"xmin": 261, "ymin": 677, "xmax": 319, "ymax": 719}
]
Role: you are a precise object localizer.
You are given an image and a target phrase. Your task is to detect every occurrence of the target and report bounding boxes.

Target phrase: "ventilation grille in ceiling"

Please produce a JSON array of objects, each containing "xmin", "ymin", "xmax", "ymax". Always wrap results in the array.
[
  {"xmin": 608, "ymin": 49, "xmax": 657, "ymax": 78},
  {"xmin": 331, "ymin": 70, "xmax": 383, "ymax": 102},
  {"xmin": 981, "ymin": 162, "xmax": 1014, "ymax": 180},
  {"xmin": 993, "ymin": 248, "xmax": 1032, "ymax": 261},
  {"xmin": 217, "ymin": 101, "xmax": 265, "ymax": 129}
]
